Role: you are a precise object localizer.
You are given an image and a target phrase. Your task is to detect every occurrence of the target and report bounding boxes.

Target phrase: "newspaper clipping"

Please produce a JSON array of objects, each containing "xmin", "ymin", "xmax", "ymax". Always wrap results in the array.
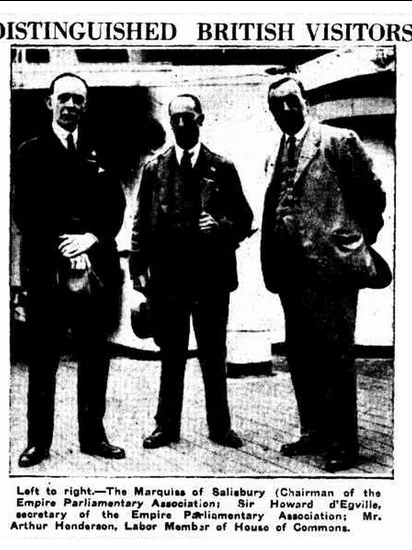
[{"xmin": 2, "ymin": 1, "xmax": 411, "ymax": 546}]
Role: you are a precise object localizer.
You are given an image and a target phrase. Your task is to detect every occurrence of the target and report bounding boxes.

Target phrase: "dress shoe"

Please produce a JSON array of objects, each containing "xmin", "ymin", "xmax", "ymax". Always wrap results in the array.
[
  {"xmin": 210, "ymin": 429, "xmax": 243, "ymax": 449},
  {"xmin": 324, "ymin": 451, "xmax": 358, "ymax": 473},
  {"xmin": 143, "ymin": 428, "xmax": 180, "ymax": 449},
  {"xmin": 280, "ymin": 435, "xmax": 324, "ymax": 457},
  {"xmin": 18, "ymin": 446, "xmax": 50, "ymax": 468},
  {"xmin": 80, "ymin": 441, "xmax": 125, "ymax": 459}
]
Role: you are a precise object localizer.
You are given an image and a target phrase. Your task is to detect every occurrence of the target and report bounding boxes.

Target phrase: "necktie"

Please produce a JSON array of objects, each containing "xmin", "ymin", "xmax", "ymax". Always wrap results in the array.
[
  {"xmin": 180, "ymin": 149, "xmax": 193, "ymax": 177},
  {"xmin": 66, "ymin": 133, "xmax": 76, "ymax": 153},
  {"xmin": 287, "ymin": 135, "xmax": 296, "ymax": 169},
  {"xmin": 180, "ymin": 150, "xmax": 200, "ymax": 219}
]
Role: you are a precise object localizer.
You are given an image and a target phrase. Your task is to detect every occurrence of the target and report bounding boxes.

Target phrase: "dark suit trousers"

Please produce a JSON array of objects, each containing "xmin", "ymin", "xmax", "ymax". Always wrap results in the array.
[
  {"xmin": 279, "ymin": 285, "xmax": 359, "ymax": 454},
  {"xmin": 153, "ymin": 289, "xmax": 231, "ymax": 437},
  {"xmin": 25, "ymin": 286, "xmax": 111, "ymax": 449}
]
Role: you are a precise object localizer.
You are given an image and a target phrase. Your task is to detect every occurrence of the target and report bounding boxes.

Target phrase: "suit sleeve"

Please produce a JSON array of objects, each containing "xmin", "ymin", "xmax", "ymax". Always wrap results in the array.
[
  {"xmin": 129, "ymin": 162, "xmax": 153, "ymax": 287},
  {"xmin": 335, "ymin": 131, "xmax": 386, "ymax": 245},
  {"xmin": 216, "ymin": 161, "xmax": 254, "ymax": 246},
  {"xmin": 12, "ymin": 141, "xmax": 39, "ymax": 235},
  {"xmin": 13, "ymin": 140, "xmax": 125, "ymax": 243},
  {"xmin": 12, "ymin": 139, "xmax": 61, "ymax": 250},
  {"xmin": 88, "ymin": 168, "xmax": 126, "ymax": 243}
]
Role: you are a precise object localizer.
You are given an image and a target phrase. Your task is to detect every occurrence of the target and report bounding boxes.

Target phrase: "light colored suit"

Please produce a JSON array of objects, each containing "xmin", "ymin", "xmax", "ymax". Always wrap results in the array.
[
  {"xmin": 260, "ymin": 120, "xmax": 387, "ymax": 454},
  {"xmin": 261, "ymin": 120, "xmax": 387, "ymax": 292}
]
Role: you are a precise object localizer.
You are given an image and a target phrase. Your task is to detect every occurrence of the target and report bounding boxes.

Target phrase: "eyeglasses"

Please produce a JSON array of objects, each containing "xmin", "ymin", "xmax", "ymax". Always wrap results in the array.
[
  {"xmin": 170, "ymin": 113, "xmax": 200, "ymax": 126},
  {"xmin": 57, "ymin": 93, "xmax": 87, "ymax": 106}
]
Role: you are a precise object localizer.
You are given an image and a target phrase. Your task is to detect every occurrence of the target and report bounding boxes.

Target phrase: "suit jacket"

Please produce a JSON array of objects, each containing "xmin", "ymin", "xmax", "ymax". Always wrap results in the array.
[
  {"xmin": 130, "ymin": 144, "xmax": 253, "ymax": 294},
  {"xmin": 261, "ymin": 120, "xmax": 387, "ymax": 292},
  {"xmin": 13, "ymin": 128, "xmax": 125, "ymax": 294}
]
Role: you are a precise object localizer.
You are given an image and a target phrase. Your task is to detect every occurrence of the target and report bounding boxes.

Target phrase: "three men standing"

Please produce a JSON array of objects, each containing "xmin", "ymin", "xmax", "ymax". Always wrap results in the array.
[
  {"xmin": 130, "ymin": 94, "xmax": 253, "ymax": 449},
  {"xmin": 261, "ymin": 76, "xmax": 387, "ymax": 472},
  {"xmin": 14, "ymin": 73, "xmax": 126, "ymax": 467},
  {"xmin": 13, "ymin": 72, "xmax": 389, "ymax": 473}
]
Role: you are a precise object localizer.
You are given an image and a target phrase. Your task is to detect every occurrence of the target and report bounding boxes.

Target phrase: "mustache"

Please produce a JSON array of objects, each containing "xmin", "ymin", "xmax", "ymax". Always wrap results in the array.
[{"xmin": 61, "ymin": 109, "xmax": 79, "ymax": 116}]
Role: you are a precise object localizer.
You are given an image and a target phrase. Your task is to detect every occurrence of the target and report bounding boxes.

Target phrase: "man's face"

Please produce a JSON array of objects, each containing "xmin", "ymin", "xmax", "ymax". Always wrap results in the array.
[
  {"xmin": 268, "ymin": 79, "xmax": 308, "ymax": 135},
  {"xmin": 169, "ymin": 96, "xmax": 204, "ymax": 150},
  {"xmin": 46, "ymin": 76, "xmax": 88, "ymax": 132}
]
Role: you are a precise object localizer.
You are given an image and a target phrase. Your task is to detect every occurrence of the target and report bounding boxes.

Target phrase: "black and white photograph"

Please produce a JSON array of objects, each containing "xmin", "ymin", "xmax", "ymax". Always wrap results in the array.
[
  {"xmin": 3, "ymin": 1, "xmax": 412, "ymax": 544},
  {"xmin": 9, "ymin": 44, "xmax": 394, "ymax": 478}
]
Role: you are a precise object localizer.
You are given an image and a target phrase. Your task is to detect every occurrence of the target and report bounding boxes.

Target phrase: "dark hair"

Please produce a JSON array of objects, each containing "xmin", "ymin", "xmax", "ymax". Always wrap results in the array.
[
  {"xmin": 48, "ymin": 72, "xmax": 89, "ymax": 96},
  {"xmin": 268, "ymin": 76, "xmax": 306, "ymax": 100},
  {"xmin": 169, "ymin": 93, "xmax": 203, "ymax": 114}
]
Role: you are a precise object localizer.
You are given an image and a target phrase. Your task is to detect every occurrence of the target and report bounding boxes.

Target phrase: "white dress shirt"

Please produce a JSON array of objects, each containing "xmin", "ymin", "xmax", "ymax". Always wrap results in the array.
[
  {"xmin": 175, "ymin": 141, "xmax": 201, "ymax": 168},
  {"xmin": 52, "ymin": 121, "xmax": 79, "ymax": 149},
  {"xmin": 52, "ymin": 122, "xmax": 98, "ymax": 250},
  {"xmin": 283, "ymin": 120, "xmax": 309, "ymax": 150}
]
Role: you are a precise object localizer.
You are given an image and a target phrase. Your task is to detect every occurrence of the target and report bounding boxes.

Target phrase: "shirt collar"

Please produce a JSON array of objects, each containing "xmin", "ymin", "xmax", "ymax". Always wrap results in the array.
[
  {"xmin": 52, "ymin": 121, "xmax": 79, "ymax": 149},
  {"xmin": 285, "ymin": 120, "xmax": 309, "ymax": 145},
  {"xmin": 175, "ymin": 141, "xmax": 201, "ymax": 167}
]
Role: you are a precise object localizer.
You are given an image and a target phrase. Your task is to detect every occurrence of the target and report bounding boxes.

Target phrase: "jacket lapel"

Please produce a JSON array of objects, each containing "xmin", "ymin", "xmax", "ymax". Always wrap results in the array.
[
  {"xmin": 46, "ymin": 127, "xmax": 68, "ymax": 154},
  {"xmin": 196, "ymin": 145, "xmax": 218, "ymax": 210},
  {"xmin": 76, "ymin": 130, "xmax": 92, "ymax": 156},
  {"xmin": 47, "ymin": 126, "xmax": 90, "ymax": 158},
  {"xmin": 294, "ymin": 121, "xmax": 321, "ymax": 184},
  {"xmin": 156, "ymin": 144, "xmax": 218, "ymax": 212},
  {"xmin": 265, "ymin": 134, "xmax": 285, "ymax": 188},
  {"xmin": 157, "ymin": 147, "xmax": 177, "ymax": 213}
]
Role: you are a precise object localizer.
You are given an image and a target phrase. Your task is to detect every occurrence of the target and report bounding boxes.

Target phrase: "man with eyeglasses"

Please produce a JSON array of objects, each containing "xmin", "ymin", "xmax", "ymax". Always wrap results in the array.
[
  {"xmin": 130, "ymin": 94, "xmax": 253, "ymax": 449},
  {"xmin": 13, "ymin": 73, "xmax": 126, "ymax": 467}
]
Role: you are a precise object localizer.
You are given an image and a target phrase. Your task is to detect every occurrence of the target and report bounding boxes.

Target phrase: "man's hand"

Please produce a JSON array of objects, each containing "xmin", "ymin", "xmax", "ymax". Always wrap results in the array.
[
  {"xmin": 198, "ymin": 211, "xmax": 218, "ymax": 234},
  {"xmin": 58, "ymin": 233, "xmax": 98, "ymax": 258},
  {"xmin": 69, "ymin": 253, "xmax": 90, "ymax": 271},
  {"xmin": 133, "ymin": 273, "xmax": 147, "ymax": 293}
]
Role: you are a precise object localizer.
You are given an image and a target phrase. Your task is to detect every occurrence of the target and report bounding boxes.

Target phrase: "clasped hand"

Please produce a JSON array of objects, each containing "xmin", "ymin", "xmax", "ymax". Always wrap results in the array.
[
  {"xmin": 199, "ymin": 211, "xmax": 218, "ymax": 234},
  {"xmin": 58, "ymin": 233, "xmax": 98, "ymax": 258}
]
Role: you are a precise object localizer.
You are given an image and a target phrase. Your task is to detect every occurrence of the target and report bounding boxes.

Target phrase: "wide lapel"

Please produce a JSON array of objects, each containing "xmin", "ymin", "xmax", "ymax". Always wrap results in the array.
[
  {"xmin": 77, "ymin": 129, "xmax": 98, "ymax": 162},
  {"xmin": 76, "ymin": 128, "xmax": 87, "ymax": 155},
  {"xmin": 293, "ymin": 121, "xmax": 321, "ymax": 185},
  {"xmin": 157, "ymin": 146, "xmax": 177, "ymax": 213},
  {"xmin": 263, "ymin": 133, "xmax": 285, "ymax": 192},
  {"xmin": 197, "ymin": 145, "xmax": 218, "ymax": 210},
  {"xmin": 48, "ymin": 125, "xmax": 90, "ymax": 163},
  {"xmin": 76, "ymin": 130, "xmax": 103, "ymax": 174},
  {"xmin": 46, "ymin": 126, "xmax": 68, "ymax": 155}
]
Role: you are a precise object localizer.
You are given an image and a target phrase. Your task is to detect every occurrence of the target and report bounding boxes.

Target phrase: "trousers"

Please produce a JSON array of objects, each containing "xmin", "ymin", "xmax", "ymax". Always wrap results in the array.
[
  {"xmin": 279, "ymin": 284, "xmax": 359, "ymax": 453},
  {"xmin": 153, "ymin": 288, "xmax": 232, "ymax": 437},
  {"xmin": 24, "ymin": 285, "xmax": 114, "ymax": 449}
]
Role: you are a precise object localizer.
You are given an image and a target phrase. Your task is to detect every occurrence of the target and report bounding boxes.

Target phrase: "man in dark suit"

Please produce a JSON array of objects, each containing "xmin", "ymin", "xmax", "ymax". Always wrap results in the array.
[
  {"xmin": 13, "ymin": 73, "xmax": 126, "ymax": 467},
  {"xmin": 261, "ymin": 76, "xmax": 388, "ymax": 472},
  {"xmin": 130, "ymin": 94, "xmax": 253, "ymax": 449}
]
